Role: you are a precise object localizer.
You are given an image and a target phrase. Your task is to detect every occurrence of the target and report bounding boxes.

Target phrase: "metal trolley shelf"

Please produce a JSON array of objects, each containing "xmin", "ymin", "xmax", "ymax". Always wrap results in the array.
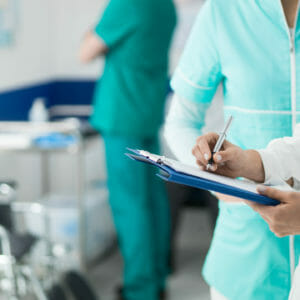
[{"xmin": 0, "ymin": 121, "xmax": 93, "ymax": 272}]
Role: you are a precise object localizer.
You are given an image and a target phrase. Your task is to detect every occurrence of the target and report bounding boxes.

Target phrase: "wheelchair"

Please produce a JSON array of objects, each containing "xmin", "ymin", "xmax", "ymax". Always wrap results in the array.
[{"xmin": 0, "ymin": 182, "xmax": 98, "ymax": 300}]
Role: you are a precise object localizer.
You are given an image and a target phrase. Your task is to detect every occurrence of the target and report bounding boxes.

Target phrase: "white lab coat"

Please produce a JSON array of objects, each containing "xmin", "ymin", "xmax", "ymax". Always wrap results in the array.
[
  {"xmin": 258, "ymin": 124, "xmax": 300, "ymax": 186},
  {"xmin": 289, "ymin": 264, "xmax": 300, "ymax": 300},
  {"xmin": 258, "ymin": 124, "xmax": 300, "ymax": 300}
]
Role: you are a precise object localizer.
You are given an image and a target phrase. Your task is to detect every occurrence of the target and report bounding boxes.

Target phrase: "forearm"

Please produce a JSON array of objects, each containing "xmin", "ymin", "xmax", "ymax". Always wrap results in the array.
[
  {"xmin": 79, "ymin": 31, "xmax": 108, "ymax": 63},
  {"xmin": 164, "ymin": 94, "xmax": 210, "ymax": 166},
  {"xmin": 240, "ymin": 150, "xmax": 265, "ymax": 183}
]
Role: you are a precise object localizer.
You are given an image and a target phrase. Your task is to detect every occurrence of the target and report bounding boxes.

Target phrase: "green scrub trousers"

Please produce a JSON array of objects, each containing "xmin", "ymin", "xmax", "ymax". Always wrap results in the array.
[
  {"xmin": 103, "ymin": 135, "xmax": 170, "ymax": 300},
  {"xmin": 90, "ymin": 1, "xmax": 176, "ymax": 298}
]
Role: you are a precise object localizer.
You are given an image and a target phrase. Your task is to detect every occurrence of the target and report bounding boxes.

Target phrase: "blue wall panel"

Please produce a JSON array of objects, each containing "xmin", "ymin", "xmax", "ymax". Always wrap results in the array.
[
  {"xmin": 0, "ymin": 80, "xmax": 96, "ymax": 121},
  {"xmin": 0, "ymin": 83, "xmax": 51, "ymax": 121},
  {"xmin": 0, "ymin": 79, "xmax": 170, "ymax": 121},
  {"xmin": 49, "ymin": 80, "xmax": 96, "ymax": 106}
]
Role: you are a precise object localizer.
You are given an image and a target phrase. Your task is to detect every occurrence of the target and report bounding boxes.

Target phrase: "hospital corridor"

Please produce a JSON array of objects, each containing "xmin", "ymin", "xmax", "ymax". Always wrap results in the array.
[{"xmin": 1, "ymin": 0, "xmax": 300, "ymax": 299}]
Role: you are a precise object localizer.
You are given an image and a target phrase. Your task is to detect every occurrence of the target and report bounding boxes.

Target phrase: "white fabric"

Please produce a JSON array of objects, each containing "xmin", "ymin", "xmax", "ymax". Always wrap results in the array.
[
  {"xmin": 293, "ymin": 179, "xmax": 300, "ymax": 191},
  {"xmin": 210, "ymin": 287, "xmax": 229, "ymax": 300},
  {"xmin": 258, "ymin": 123, "xmax": 300, "ymax": 186},
  {"xmin": 289, "ymin": 259, "xmax": 300, "ymax": 300},
  {"xmin": 258, "ymin": 123, "xmax": 300, "ymax": 299},
  {"xmin": 164, "ymin": 94, "xmax": 211, "ymax": 166}
]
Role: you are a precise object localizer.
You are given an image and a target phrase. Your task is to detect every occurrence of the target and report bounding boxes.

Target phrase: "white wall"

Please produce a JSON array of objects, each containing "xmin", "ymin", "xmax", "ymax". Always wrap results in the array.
[
  {"xmin": 0, "ymin": 0, "xmax": 106, "ymax": 93},
  {"xmin": 0, "ymin": 0, "xmax": 50, "ymax": 92},
  {"xmin": 48, "ymin": 0, "xmax": 106, "ymax": 80}
]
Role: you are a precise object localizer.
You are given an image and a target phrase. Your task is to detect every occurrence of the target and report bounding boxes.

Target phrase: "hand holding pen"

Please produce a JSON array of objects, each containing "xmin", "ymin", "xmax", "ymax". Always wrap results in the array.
[
  {"xmin": 206, "ymin": 116, "xmax": 233, "ymax": 170},
  {"xmin": 192, "ymin": 116, "xmax": 243, "ymax": 178},
  {"xmin": 191, "ymin": 117, "xmax": 265, "ymax": 182}
]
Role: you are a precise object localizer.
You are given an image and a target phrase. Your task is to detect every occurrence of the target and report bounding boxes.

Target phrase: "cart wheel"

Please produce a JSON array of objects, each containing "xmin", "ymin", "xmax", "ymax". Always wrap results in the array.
[
  {"xmin": 64, "ymin": 270, "xmax": 98, "ymax": 300},
  {"xmin": 46, "ymin": 283, "xmax": 68, "ymax": 300}
]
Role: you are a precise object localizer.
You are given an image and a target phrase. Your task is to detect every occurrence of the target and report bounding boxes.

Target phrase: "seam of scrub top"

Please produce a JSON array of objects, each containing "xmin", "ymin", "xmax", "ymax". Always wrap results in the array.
[
  {"xmin": 176, "ymin": 68, "xmax": 215, "ymax": 90},
  {"xmin": 224, "ymin": 106, "xmax": 300, "ymax": 115}
]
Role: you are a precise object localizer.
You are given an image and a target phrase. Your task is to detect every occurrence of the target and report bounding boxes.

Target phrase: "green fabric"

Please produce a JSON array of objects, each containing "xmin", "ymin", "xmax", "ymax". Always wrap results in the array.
[
  {"xmin": 91, "ymin": 0, "xmax": 176, "ymax": 137},
  {"xmin": 170, "ymin": 0, "xmax": 300, "ymax": 298},
  {"xmin": 103, "ymin": 135, "xmax": 170, "ymax": 300}
]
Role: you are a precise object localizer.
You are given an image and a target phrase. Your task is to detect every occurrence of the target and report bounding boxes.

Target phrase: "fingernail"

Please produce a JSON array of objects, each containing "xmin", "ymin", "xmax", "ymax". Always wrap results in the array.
[
  {"xmin": 216, "ymin": 154, "xmax": 222, "ymax": 162},
  {"xmin": 257, "ymin": 185, "xmax": 266, "ymax": 193},
  {"xmin": 204, "ymin": 153, "xmax": 209, "ymax": 161},
  {"xmin": 212, "ymin": 165, "xmax": 217, "ymax": 171}
]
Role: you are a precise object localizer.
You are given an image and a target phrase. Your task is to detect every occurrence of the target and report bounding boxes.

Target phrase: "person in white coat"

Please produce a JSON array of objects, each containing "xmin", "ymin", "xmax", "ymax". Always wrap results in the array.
[
  {"xmin": 192, "ymin": 127, "xmax": 300, "ymax": 300},
  {"xmin": 192, "ymin": 128, "xmax": 300, "ymax": 237}
]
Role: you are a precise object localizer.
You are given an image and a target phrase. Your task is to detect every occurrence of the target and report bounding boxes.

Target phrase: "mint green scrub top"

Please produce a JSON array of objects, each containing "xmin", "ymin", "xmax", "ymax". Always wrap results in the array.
[
  {"xmin": 170, "ymin": 0, "xmax": 300, "ymax": 299},
  {"xmin": 90, "ymin": 0, "xmax": 177, "ymax": 138}
]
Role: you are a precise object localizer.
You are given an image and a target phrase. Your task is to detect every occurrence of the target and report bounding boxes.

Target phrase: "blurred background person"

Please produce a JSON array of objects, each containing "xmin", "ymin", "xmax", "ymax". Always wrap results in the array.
[
  {"xmin": 193, "ymin": 130, "xmax": 300, "ymax": 300},
  {"xmin": 193, "ymin": 129, "xmax": 300, "ymax": 299},
  {"xmin": 0, "ymin": 0, "xmax": 229, "ymax": 299},
  {"xmin": 79, "ymin": 1, "xmax": 177, "ymax": 299},
  {"xmin": 192, "ymin": 130, "xmax": 300, "ymax": 237}
]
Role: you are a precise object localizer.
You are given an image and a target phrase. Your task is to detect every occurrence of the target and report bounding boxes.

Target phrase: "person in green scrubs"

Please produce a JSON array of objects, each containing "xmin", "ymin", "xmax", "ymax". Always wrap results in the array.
[{"xmin": 79, "ymin": 1, "xmax": 176, "ymax": 299}]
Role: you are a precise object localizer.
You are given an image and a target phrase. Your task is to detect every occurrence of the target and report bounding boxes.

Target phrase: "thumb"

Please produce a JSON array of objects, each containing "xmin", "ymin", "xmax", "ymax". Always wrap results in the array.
[
  {"xmin": 257, "ymin": 185, "xmax": 288, "ymax": 203},
  {"xmin": 214, "ymin": 147, "xmax": 237, "ymax": 164}
]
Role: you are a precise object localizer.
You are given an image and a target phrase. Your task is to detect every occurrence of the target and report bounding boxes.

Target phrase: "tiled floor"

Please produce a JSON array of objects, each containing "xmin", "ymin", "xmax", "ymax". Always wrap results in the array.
[{"xmin": 89, "ymin": 208, "xmax": 213, "ymax": 300}]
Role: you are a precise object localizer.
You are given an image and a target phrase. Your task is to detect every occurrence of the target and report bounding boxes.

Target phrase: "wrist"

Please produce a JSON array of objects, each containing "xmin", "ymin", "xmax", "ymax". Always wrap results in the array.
[{"xmin": 242, "ymin": 150, "xmax": 265, "ymax": 183}]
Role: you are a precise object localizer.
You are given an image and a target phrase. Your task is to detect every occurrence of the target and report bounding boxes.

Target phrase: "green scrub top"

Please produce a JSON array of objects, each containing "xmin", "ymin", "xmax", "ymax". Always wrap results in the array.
[
  {"xmin": 90, "ymin": 0, "xmax": 177, "ymax": 137},
  {"xmin": 170, "ymin": 0, "xmax": 300, "ymax": 299}
]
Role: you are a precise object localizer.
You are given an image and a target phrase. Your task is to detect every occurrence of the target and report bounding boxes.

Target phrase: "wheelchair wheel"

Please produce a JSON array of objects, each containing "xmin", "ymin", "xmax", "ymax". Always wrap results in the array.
[
  {"xmin": 64, "ymin": 270, "xmax": 98, "ymax": 300},
  {"xmin": 46, "ymin": 283, "xmax": 68, "ymax": 300}
]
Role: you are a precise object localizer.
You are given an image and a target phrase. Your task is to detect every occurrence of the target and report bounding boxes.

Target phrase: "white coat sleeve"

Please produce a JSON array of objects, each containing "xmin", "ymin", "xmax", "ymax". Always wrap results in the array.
[{"xmin": 258, "ymin": 136, "xmax": 300, "ymax": 185}]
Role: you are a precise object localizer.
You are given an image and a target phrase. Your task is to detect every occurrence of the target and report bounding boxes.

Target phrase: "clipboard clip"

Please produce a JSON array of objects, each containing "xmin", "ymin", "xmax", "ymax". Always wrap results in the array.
[
  {"xmin": 157, "ymin": 158, "xmax": 165, "ymax": 165},
  {"xmin": 138, "ymin": 150, "xmax": 170, "ymax": 166},
  {"xmin": 127, "ymin": 148, "xmax": 170, "ymax": 166}
]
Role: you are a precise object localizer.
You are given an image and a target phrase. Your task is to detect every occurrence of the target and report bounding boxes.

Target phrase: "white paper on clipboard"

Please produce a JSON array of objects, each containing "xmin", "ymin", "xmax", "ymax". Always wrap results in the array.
[{"xmin": 138, "ymin": 150, "xmax": 263, "ymax": 194}]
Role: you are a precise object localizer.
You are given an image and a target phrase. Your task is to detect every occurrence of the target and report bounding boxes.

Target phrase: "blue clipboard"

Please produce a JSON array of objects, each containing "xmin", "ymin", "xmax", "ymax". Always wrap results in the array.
[{"xmin": 125, "ymin": 150, "xmax": 280, "ymax": 206}]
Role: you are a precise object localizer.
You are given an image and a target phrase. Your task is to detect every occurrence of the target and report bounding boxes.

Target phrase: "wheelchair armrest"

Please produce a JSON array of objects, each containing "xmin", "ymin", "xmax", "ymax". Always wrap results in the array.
[
  {"xmin": 0, "ymin": 225, "xmax": 12, "ymax": 256},
  {"xmin": 0, "ymin": 181, "xmax": 17, "ymax": 189},
  {"xmin": 11, "ymin": 202, "xmax": 52, "ymax": 245},
  {"xmin": 11, "ymin": 202, "xmax": 46, "ymax": 216}
]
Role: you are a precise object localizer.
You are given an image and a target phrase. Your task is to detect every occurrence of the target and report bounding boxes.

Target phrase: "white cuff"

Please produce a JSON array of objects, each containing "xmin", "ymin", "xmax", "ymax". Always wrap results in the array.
[
  {"xmin": 293, "ymin": 179, "xmax": 300, "ymax": 191},
  {"xmin": 257, "ymin": 149, "xmax": 285, "ymax": 185}
]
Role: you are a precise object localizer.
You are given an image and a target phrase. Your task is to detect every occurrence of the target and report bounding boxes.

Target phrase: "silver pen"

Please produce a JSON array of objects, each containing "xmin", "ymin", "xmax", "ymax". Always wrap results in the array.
[{"xmin": 206, "ymin": 116, "xmax": 234, "ymax": 170}]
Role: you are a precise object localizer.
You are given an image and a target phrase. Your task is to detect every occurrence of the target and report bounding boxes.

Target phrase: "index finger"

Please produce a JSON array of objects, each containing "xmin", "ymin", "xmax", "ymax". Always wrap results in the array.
[
  {"xmin": 256, "ymin": 186, "xmax": 288, "ymax": 203},
  {"xmin": 195, "ymin": 133, "xmax": 219, "ymax": 161}
]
